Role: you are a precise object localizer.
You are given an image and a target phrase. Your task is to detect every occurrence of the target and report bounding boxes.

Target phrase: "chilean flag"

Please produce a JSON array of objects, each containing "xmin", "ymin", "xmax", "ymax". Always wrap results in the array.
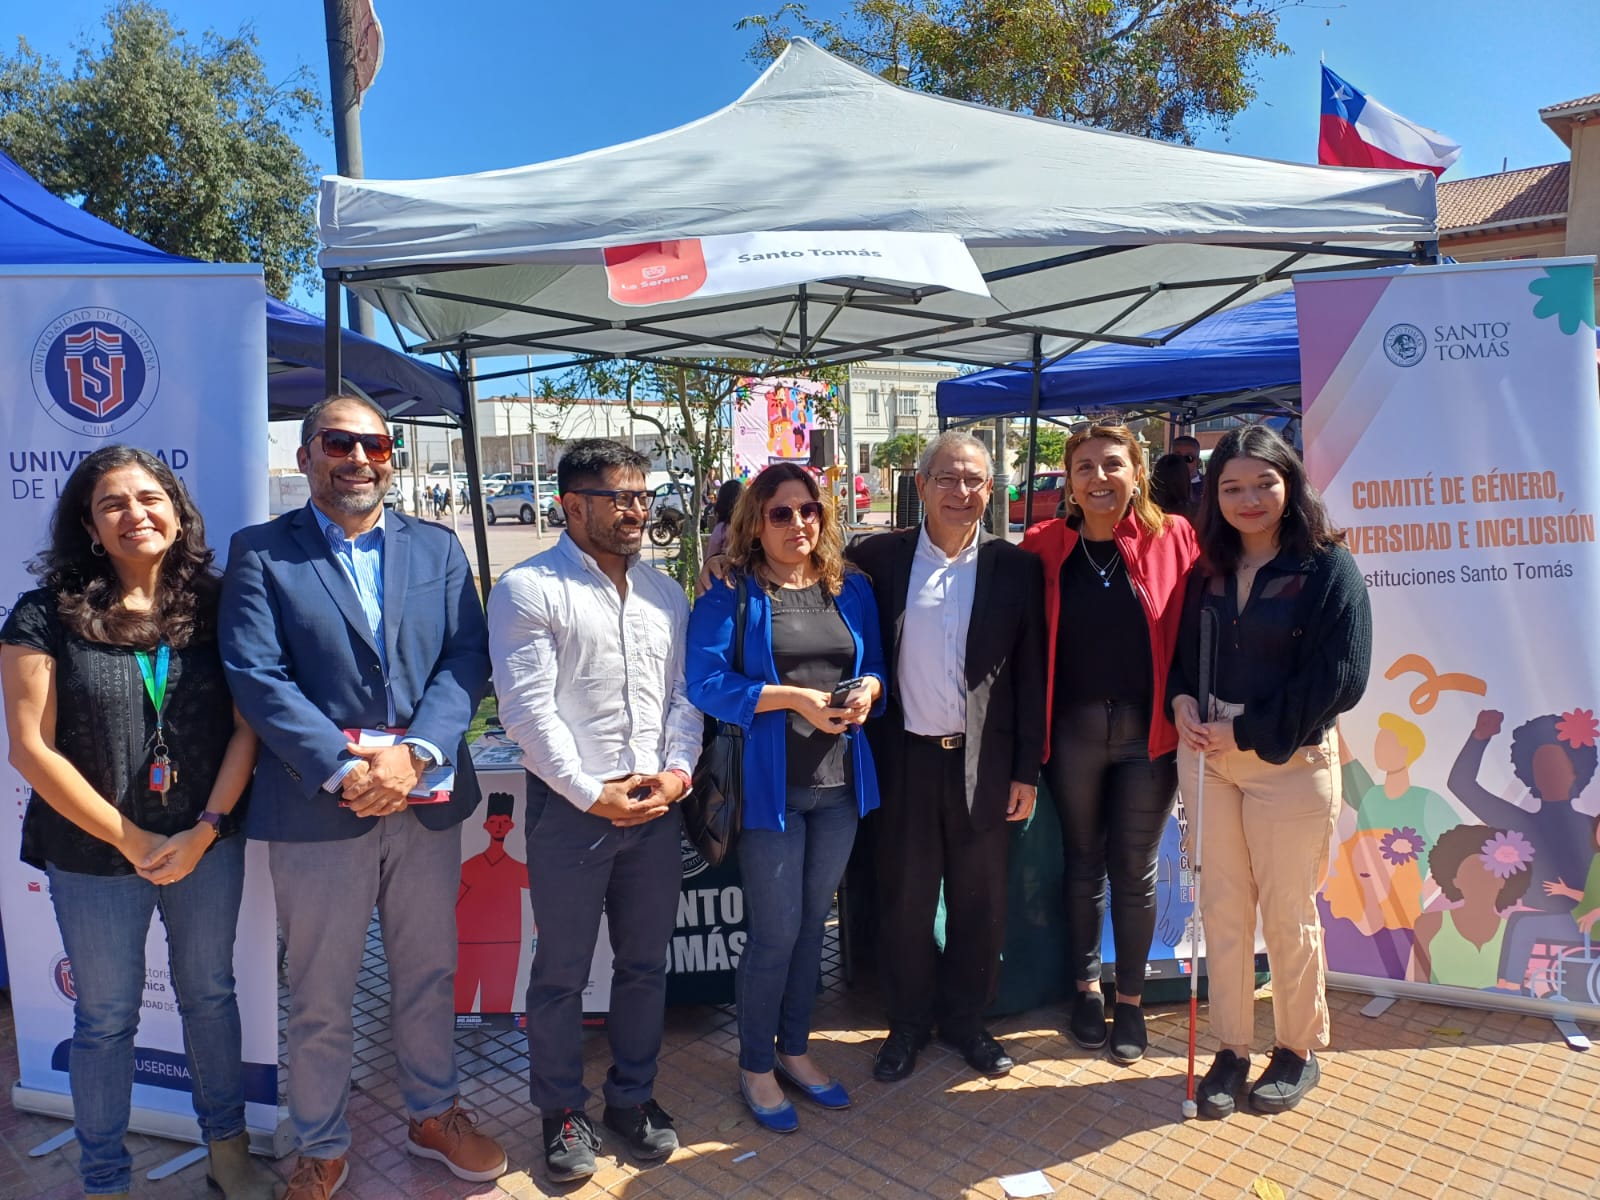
[{"xmin": 1319, "ymin": 66, "xmax": 1460, "ymax": 176}]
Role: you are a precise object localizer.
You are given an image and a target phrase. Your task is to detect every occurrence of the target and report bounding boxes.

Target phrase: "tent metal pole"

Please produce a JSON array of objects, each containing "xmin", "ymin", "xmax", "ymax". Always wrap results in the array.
[
  {"xmin": 454, "ymin": 353, "xmax": 494, "ymax": 604},
  {"xmin": 323, "ymin": 270, "xmax": 343, "ymax": 398},
  {"xmin": 1021, "ymin": 334, "xmax": 1042, "ymax": 535}
]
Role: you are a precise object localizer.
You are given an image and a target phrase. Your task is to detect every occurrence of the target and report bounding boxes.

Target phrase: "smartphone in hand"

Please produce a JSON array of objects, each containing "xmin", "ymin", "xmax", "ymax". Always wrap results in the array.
[{"xmin": 829, "ymin": 676, "xmax": 868, "ymax": 708}]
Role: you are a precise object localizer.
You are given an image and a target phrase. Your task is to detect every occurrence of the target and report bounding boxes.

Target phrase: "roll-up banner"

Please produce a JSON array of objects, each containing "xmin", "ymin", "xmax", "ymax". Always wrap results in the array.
[
  {"xmin": 1298, "ymin": 257, "xmax": 1600, "ymax": 1019},
  {"xmin": 0, "ymin": 264, "xmax": 284, "ymax": 1150}
]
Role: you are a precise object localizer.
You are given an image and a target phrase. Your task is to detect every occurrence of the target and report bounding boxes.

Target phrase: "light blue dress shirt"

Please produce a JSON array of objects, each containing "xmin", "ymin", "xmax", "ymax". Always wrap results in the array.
[{"xmin": 308, "ymin": 503, "xmax": 445, "ymax": 789}]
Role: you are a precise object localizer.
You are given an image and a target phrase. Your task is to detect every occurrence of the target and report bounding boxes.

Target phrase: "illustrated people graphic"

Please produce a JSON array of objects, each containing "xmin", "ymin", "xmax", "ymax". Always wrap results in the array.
[
  {"xmin": 455, "ymin": 792, "xmax": 531, "ymax": 1012},
  {"xmin": 1543, "ymin": 813, "xmax": 1600, "ymax": 939},
  {"xmin": 1448, "ymin": 708, "xmax": 1600, "ymax": 992},
  {"xmin": 1338, "ymin": 714, "xmax": 1459, "ymax": 854},
  {"xmin": 1319, "ymin": 827, "xmax": 1426, "ymax": 980},
  {"xmin": 1413, "ymin": 824, "xmax": 1535, "ymax": 990}
]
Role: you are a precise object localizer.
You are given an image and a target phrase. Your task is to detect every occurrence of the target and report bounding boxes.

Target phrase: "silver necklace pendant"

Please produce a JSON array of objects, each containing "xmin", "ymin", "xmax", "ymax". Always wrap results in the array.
[{"xmin": 1081, "ymin": 538, "xmax": 1119, "ymax": 587}]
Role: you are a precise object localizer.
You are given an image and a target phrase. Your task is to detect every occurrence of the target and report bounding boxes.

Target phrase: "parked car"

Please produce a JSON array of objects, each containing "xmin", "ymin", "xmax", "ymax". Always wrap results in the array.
[
  {"xmin": 850, "ymin": 475, "xmax": 871, "ymax": 521},
  {"xmin": 1008, "ymin": 470, "xmax": 1067, "ymax": 526},
  {"xmin": 485, "ymin": 481, "xmax": 542, "ymax": 525}
]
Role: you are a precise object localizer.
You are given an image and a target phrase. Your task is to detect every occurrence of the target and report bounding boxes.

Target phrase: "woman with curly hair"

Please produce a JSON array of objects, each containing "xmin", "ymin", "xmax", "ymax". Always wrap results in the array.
[
  {"xmin": 1168, "ymin": 424, "xmax": 1372, "ymax": 1119},
  {"xmin": 1413, "ymin": 824, "xmax": 1537, "ymax": 989},
  {"xmin": 1448, "ymin": 707, "xmax": 1600, "ymax": 991},
  {"xmin": 0, "ymin": 446, "xmax": 272, "ymax": 1199},
  {"xmin": 686, "ymin": 462, "xmax": 886, "ymax": 1132}
]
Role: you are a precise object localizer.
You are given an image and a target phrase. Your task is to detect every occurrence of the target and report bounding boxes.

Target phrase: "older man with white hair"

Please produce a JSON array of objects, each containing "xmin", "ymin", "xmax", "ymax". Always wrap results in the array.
[{"xmin": 847, "ymin": 431, "xmax": 1046, "ymax": 1081}]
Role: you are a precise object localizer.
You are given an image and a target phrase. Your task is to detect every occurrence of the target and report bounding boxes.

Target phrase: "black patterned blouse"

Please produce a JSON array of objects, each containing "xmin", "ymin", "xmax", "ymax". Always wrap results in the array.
[{"xmin": 1, "ymin": 587, "xmax": 245, "ymax": 876}]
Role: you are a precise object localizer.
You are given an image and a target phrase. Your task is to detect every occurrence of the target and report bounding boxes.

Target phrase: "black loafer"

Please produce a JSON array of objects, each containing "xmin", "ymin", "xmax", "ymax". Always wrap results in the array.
[
  {"xmin": 872, "ymin": 1027, "xmax": 930, "ymax": 1082},
  {"xmin": 1109, "ymin": 1003, "xmax": 1148, "ymax": 1065},
  {"xmin": 1196, "ymin": 1050, "xmax": 1252, "ymax": 1120},
  {"xmin": 1069, "ymin": 990, "xmax": 1108, "ymax": 1050},
  {"xmin": 939, "ymin": 1029, "xmax": 1014, "ymax": 1077},
  {"xmin": 1248, "ymin": 1048, "xmax": 1321, "ymax": 1115},
  {"xmin": 602, "ymin": 1098, "xmax": 678, "ymax": 1160}
]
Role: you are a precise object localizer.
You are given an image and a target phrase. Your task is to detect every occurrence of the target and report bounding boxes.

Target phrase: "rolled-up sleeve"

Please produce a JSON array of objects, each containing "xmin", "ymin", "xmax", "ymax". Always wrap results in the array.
[
  {"xmin": 486, "ymin": 568, "xmax": 604, "ymax": 810},
  {"xmin": 662, "ymin": 585, "xmax": 704, "ymax": 776}
]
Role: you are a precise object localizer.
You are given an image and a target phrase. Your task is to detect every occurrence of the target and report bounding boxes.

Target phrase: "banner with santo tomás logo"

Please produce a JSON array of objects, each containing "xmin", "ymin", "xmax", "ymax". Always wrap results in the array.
[
  {"xmin": 1297, "ymin": 257, "xmax": 1600, "ymax": 1019},
  {"xmin": 0, "ymin": 264, "xmax": 280, "ymax": 1146}
]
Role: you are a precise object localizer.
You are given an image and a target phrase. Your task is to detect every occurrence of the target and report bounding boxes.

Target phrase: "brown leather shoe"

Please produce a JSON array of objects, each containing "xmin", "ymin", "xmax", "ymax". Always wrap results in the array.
[
  {"xmin": 407, "ymin": 1099, "xmax": 508, "ymax": 1183},
  {"xmin": 283, "ymin": 1155, "xmax": 347, "ymax": 1200}
]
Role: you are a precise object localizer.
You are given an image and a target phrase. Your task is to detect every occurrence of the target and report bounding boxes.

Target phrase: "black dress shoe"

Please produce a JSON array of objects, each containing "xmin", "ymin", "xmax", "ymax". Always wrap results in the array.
[
  {"xmin": 872, "ymin": 1027, "xmax": 930, "ymax": 1082},
  {"xmin": 1069, "ymin": 990, "xmax": 1108, "ymax": 1050},
  {"xmin": 939, "ymin": 1029, "xmax": 1014, "ymax": 1077}
]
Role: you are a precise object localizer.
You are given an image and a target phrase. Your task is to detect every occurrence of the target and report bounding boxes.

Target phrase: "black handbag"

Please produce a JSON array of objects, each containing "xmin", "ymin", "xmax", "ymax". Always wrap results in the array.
[{"xmin": 684, "ymin": 574, "xmax": 748, "ymax": 866}]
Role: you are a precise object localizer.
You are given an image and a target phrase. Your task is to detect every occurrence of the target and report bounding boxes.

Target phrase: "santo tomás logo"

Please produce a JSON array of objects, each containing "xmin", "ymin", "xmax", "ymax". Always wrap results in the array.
[
  {"xmin": 1382, "ymin": 323, "xmax": 1427, "ymax": 368},
  {"xmin": 31, "ymin": 308, "xmax": 160, "ymax": 437},
  {"xmin": 49, "ymin": 953, "xmax": 77, "ymax": 1004}
]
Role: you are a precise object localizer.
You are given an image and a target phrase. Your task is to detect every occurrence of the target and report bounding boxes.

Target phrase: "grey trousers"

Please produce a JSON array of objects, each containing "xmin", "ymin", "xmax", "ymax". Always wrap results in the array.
[
  {"xmin": 269, "ymin": 815, "xmax": 463, "ymax": 1157},
  {"xmin": 524, "ymin": 774, "xmax": 682, "ymax": 1113}
]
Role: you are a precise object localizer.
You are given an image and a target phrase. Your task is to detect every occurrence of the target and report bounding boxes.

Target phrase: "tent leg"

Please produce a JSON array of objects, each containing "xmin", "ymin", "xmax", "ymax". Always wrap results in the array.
[
  {"xmin": 1019, "ymin": 337, "xmax": 1042, "ymax": 533},
  {"xmin": 455, "ymin": 359, "xmax": 494, "ymax": 604},
  {"xmin": 323, "ymin": 270, "xmax": 343, "ymax": 398}
]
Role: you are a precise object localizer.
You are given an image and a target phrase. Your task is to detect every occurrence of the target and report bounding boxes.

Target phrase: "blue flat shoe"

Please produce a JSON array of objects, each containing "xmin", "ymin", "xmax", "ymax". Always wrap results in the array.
[
  {"xmin": 774, "ymin": 1061, "xmax": 852, "ymax": 1109},
  {"xmin": 739, "ymin": 1074, "xmax": 798, "ymax": 1133}
]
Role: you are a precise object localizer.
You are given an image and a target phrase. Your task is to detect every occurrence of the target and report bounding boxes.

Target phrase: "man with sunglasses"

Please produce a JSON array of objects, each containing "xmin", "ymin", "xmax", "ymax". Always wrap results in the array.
[
  {"xmin": 1172, "ymin": 435, "xmax": 1205, "ymax": 502},
  {"xmin": 846, "ymin": 431, "xmax": 1046, "ymax": 1083},
  {"xmin": 221, "ymin": 395, "xmax": 503, "ymax": 1200},
  {"xmin": 486, "ymin": 439, "xmax": 701, "ymax": 1183}
]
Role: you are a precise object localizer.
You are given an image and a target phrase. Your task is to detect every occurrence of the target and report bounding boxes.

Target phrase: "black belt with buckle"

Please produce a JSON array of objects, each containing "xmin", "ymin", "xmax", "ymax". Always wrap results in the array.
[{"xmin": 910, "ymin": 732, "xmax": 964, "ymax": 750}]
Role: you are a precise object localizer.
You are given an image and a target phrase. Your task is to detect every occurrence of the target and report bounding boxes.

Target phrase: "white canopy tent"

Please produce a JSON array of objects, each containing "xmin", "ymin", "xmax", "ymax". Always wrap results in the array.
[{"xmin": 316, "ymin": 39, "xmax": 1439, "ymax": 573}]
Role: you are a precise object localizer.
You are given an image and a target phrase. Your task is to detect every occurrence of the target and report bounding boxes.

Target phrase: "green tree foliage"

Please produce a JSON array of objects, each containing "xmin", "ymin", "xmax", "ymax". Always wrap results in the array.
[
  {"xmin": 1014, "ymin": 427, "xmax": 1065, "ymax": 473},
  {"xmin": 0, "ymin": 2, "xmax": 323, "ymax": 297},
  {"xmin": 872, "ymin": 431, "xmax": 926, "ymax": 469},
  {"xmin": 741, "ymin": 0, "xmax": 1289, "ymax": 143}
]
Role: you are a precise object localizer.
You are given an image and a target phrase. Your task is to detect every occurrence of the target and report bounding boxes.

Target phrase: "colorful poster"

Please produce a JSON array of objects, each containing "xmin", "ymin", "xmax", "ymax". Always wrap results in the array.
[
  {"xmin": 1298, "ymin": 258, "xmax": 1600, "ymax": 1015},
  {"xmin": 0, "ymin": 264, "xmax": 280, "ymax": 1146},
  {"xmin": 732, "ymin": 376, "xmax": 837, "ymax": 478}
]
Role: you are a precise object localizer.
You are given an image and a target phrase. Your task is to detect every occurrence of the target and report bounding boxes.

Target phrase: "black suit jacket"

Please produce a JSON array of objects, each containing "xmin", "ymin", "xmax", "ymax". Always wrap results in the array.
[{"xmin": 847, "ymin": 528, "xmax": 1046, "ymax": 833}]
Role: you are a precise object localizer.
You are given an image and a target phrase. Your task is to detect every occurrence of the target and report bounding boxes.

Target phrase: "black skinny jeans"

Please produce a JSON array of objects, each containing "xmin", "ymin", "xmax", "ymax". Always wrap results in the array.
[{"xmin": 1044, "ymin": 700, "xmax": 1178, "ymax": 996}]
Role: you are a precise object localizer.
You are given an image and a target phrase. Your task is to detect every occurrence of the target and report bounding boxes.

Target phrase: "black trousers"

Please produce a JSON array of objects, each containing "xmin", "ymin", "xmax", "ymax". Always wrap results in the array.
[
  {"xmin": 1043, "ymin": 700, "xmax": 1177, "ymax": 996},
  {"xmin": 876, "ymin": 736, "xmax": 1010, "ymax": 1038}
]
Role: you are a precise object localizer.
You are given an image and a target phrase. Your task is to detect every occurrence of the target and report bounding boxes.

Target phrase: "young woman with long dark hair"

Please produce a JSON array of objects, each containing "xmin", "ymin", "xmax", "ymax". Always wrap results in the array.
[{"xmin": 1168, "ymin": 424, "xmax": 1372, "ymax": 1119}]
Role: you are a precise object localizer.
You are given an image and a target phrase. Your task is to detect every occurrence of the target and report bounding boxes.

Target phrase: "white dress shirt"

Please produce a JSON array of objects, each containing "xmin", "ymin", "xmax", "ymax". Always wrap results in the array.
[
  {"xmin": 487, "ymin": 533, "xmax": 702, "ymax": 811},
  {"xmin": 898, "ymin": 523, "xmax": 980, "ymax": 736}
]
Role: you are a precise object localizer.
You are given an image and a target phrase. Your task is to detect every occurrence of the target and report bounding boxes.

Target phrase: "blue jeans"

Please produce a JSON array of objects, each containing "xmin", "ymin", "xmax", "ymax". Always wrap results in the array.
[
  {"xmin": 736, "ymin": 785, "xmax": 858, "ymax": 1072},
  {"xmin": 48, "ymin": 835, "xmax": 247, "ymax": 1196}
]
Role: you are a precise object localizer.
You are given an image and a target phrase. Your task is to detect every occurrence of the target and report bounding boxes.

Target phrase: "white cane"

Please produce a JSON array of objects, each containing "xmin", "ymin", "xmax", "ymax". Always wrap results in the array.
[{"xmin": 1182, "ymin": 606, "xmax": 1217, "ymax": 1120}]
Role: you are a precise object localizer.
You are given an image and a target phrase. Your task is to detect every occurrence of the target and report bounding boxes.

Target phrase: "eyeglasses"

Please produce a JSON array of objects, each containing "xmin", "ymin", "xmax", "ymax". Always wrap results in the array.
[
  {"xmin": 569, "ymin": 488, "xmax": 655, "ymax": 512},
  {"xmin": 306, "ymin": 428, "xmax": 395, "ymax": 462},
  {"xmin": 767, "ymin": 501, "xmax": 824, "ymax": 526},
  {"xmin": 1178, "ymin": 453, "xmax": 1198, "ymax": 463},
  {"xmin": 929, "ymin": 473, "xmax": 991, "ymax": 493}
]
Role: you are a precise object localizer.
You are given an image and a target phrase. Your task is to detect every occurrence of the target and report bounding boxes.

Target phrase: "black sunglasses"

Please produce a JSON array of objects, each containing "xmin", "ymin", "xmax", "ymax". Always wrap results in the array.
[
  {"xmin": 1178, "ymin": 452, "xmax": 1198, "ymax": 463},
  {"xmin": 767, "ymin": 501, "xmax": 824, "ymax": 526},
  {"xmin": 307, "ymin": 428, "xmax": 394, "ymax": 463}
]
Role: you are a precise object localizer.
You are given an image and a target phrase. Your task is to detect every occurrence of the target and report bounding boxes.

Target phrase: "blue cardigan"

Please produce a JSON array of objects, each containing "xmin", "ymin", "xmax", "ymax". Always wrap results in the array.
[{"xmin": 686, "ymin": 570, "xmax": 887, "ymax": 832}]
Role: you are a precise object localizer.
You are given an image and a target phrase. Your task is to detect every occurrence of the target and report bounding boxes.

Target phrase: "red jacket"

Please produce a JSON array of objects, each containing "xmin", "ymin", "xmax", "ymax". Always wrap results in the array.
[{"xmin": 1021, "ymin": 512, "xmax": 1199, "ymax": 762}]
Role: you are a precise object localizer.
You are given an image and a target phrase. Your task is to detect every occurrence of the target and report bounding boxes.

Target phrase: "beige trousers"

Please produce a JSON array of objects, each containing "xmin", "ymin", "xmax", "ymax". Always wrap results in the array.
[{"xmin": 1178, "ymin": 722, "xmax": 1340, "ymax": 1051}]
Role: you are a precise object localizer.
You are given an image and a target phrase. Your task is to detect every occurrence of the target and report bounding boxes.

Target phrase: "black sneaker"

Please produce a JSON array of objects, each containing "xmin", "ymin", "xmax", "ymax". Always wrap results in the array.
[
  {"xmin": 1069, "ymin": 990, "xmax": 1108, "ymax": 1050},
  {"xmin": 1195, "ymin": 1050, "xmax": 1252, "ymax": 1120},
  {"xmin": 602, "ymin": 1098, "xmax": 679, "ymax": 1161},
  {"xmin": 542, "ymin": 1108, "xmax": 600, "ymax": 1182},
  {"xmin": 1248, "ymin": 1047, "xmax": 1320, "ymax": 1115},
  {"xmin": 1108, "ymin": 1003, "xmax": 1147, "ymax": 1065}
]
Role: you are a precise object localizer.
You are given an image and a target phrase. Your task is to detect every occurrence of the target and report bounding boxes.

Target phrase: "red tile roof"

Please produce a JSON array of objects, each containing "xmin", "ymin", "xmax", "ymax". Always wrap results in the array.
[
  {"xmin": 1437, "ymin": 162, "xmax": 1568, "ymax": 231},
  {"xmin": 1540, "ymin": 93, "xmax": 1600, "ymax": 116}
]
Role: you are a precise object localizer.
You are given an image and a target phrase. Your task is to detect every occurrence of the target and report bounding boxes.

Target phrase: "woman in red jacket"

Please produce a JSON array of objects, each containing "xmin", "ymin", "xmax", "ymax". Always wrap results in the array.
[{"xmin": 1022, "ymin": 424, "xmax": 1198, "ymax": 1064}]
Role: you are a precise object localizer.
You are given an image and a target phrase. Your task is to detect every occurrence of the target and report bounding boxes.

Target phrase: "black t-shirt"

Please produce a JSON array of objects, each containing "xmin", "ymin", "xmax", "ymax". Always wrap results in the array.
[
  {"xmin": 1, "ymin": 588, "xmax": 244, "ymax": 875},
  {"xmin": 768, "ymin": 582, "xmax": 855, "ymax": 790},
  {"xmin": 1054, "ymin": 538, "xmax": 1152, "ymax": 708}
]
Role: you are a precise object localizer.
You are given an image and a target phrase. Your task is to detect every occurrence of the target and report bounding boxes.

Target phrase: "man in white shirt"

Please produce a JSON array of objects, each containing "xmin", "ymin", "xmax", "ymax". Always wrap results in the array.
[
  {"xmin": 847, "ymin": 432, "xmax": 1045, "ymax": 1082},
  {"xmin": 486, "ymin": 440, "xmax": 701, "ymax": 1184}
]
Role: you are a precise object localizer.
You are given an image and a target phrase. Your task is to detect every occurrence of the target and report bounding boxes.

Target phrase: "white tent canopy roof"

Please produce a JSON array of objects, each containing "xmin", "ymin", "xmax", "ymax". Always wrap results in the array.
[{"xmin": 319, "ymin": 39, "xmax": 1438, "ymax": 368}]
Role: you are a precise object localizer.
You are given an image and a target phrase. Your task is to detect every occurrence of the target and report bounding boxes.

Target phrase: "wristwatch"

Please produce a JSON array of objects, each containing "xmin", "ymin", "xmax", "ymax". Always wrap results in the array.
[
  {"xmin": 406, "ymin": 744, "xmax": 435, "ymax": 772},
  {"xmin": 196, "ymin": 811, "xmax": 223, "ymax": 838}
]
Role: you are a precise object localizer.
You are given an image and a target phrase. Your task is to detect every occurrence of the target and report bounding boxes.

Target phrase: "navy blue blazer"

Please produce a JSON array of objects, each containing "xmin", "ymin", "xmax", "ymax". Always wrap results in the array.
[{"xmin": 219, "ymin": 506, "xmax": 491, "ymax": 841}]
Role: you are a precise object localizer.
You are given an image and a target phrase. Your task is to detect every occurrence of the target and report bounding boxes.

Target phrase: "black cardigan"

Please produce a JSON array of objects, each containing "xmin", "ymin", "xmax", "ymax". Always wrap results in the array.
[{"xmin": 1166, "ymin": 544, "xmax": 1372, "ymax": 765}]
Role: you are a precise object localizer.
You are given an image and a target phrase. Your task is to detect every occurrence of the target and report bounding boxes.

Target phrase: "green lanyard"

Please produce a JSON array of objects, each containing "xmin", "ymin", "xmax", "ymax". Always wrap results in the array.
[{"xmin": 134, "ymin": 643, "xmax": 171, "ymax": 739}]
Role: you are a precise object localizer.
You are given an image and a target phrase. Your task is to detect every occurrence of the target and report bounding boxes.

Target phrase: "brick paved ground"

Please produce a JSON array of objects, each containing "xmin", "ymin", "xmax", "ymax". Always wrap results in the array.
[{"xmin": 3, "ymin": 917, "xmax": 1598, "ymax": 1200}]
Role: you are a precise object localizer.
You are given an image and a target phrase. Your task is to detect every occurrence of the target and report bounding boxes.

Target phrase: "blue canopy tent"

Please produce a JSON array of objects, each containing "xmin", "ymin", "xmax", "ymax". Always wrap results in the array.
[
  {"xmin": 936, "ymin": 289, "xmax": 1303, "ymax": 426},
  {"xmin": 0, "ymin": 150, "xmax": 465, "ymax": 420}
]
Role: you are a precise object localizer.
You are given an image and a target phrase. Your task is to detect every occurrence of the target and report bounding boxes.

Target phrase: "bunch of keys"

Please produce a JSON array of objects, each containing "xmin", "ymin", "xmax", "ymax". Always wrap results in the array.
[{"xmin": 149, "ymin": 744, "xmax": 177, "ymax": 802}]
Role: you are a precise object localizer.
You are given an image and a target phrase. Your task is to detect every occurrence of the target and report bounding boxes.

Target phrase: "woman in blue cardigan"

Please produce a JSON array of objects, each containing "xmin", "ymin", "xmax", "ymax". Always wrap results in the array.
[{"xmin": 687, "ymin": 463, "xmax": 886, "ymax": 1133}]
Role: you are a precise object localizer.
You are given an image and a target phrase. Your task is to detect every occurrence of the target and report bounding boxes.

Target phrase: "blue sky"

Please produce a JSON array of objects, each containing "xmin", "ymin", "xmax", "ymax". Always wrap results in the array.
[{"xmin": 11, "ymin": 1, "xmax": 1597, "ymax": 378}]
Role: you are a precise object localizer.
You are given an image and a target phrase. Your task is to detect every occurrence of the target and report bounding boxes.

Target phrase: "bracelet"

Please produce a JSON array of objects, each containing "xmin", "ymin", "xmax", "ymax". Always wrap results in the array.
[
  {"xmin": 196, "ymin": 811, "xmax": 223, "ymax": 838},
  {"xmin": 666, "ymin": 767, "xmax": 693, "ymax": 793}
]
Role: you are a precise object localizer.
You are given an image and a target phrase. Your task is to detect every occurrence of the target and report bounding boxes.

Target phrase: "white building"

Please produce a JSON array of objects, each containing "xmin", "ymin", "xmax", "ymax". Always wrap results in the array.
[{"xmin": 845, "ymin": 360, "xmax": 959, "ymax": 482}]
